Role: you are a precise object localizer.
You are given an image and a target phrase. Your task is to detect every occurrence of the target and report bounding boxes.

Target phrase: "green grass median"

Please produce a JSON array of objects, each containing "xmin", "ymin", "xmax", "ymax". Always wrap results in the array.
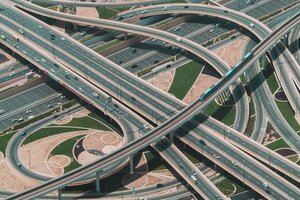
[
  {"xmin": 168, "ymin": 61, "xmax": 203, "ymax": 100},
  {"xmin": 23, "ymin": 127, "xmax": 86, "ymax": 145},
  {"xmin": 0, "ymin": 131, "xmax": 17, "ymax": 156},
  {"xmin": 64, "ymin": 116, "xmax": 111, "ymax": 131},
  {"xmin": 49, "ymin": 135, "xmax": 85, "ymax": 173}
]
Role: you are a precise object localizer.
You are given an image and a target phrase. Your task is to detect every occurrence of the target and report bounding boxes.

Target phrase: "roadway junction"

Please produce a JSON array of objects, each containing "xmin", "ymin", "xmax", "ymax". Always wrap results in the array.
[{"xmin": 0, "ymin": 0, "xmax": 299, "ymax": 199}]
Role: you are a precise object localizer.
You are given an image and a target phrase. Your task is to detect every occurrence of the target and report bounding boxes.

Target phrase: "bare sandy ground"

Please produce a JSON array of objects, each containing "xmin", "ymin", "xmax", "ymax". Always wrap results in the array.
[
  {"xmin": 72, "ymin": 108, "xmax": 91, "ymax": 118},
  {"xmin": 54, "ymin": 115, "xmax": 73, "ymax": 125},
  {"xmin": 0, "ymin": 152, "xmax": 3, "ymax": 162},
  {"xmin": 19, "ymin": 130, "xmax": 89, "ymax": 177},
  {"xmin": 183, "ymin": 37, "xmax": 249, "ymax": 103},
  {"xmin": 78, "ymin": 130, "xmax": 122, "ymax": 165},
  {"xmin": 76, "ymin": 7, "xmax": 99, "ymax": 19},
  {"xmin": 0, "ymin": 159, "xmax": 40, "ymax": 192},
  {"xmin": 122, "ymin": 172, "xmax": 172, "ymax": 189},
  {"xmin": 147, "ymin": 69, "xmax": 175, "ymax": 93}
]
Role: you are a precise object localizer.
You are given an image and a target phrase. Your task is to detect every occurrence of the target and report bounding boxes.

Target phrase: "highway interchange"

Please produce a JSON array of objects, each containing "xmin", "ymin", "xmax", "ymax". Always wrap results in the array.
[{"xmin": 0, "ymin": 0, "xmax": 299, "ymax": 199}]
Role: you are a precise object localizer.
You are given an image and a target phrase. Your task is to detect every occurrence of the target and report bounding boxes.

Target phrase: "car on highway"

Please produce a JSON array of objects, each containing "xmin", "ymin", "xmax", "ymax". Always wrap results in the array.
[
  {"xmin": 0, "ymin": 109, "xmax": 4, "ymax": 115},
  {"xmin": 9, "ymin": 72, "xmax": 15, "ymax": 77},
  {"xmin": 143, "ymin": 124, "xmax": 149, "ymax": 129},
  {"xmin": 198, "ymin": 139, "xmax": 206, "ymax": 145},
  {"xmin": 38, "ymin": 25, "xmax": 43, "ymax": 29},
  {"xmin": 190, "ymin": 175, "xmax": 198, "ymax": 184},
  {"xmin": 25, "ymin": 110, "xmax": 32, "ymax": 114},
  {"xmin": 176, "ymin": 37, "xmax": 181, "ymax": 42},
  {"xmin": 163, "ymin": 6, "xmax": 168, "ymax": 11},
  {"xmin": 232, "ymin": 160, "xmax": 238, "ymax": 166},
  {"xmin": 210, "ymin": 29, "xmax": 215, "ymax": 33},
  {"xmin": 50, "ymin": 69, "xmax": 55, "ymax": 73},
  {"xmin": 79, "ymin": 87, "xmax": 84, "ymax": 93},
  {"xmin": 250, "ymin": 23, "xmax": 255, "ymax": 28},
  {"xmin": 22, "ymin": 50, "xmax": 27, "ymax": 55},
  {"xmin": 179, "ymin": 163, "xmax": 184, "ymax": 169},
  {"xmin": 213, "ymin": 153, "xmax": 220, "ymax": 159},
  {"xmin": 11, "ymin": 118, "xmax": 17, "ymax": 123},
  {"xmin": 17, "ymin": 162, "xmax": 21, "ymax": 167},
  {"xmin": 19, "ymin": 29, "xmax": 24, "ymax": 34},
  {"xmin": 46, "ymin": 104, "xmax": 52, "ymax": 108},
  {"xmin": 92, "ymin": 92, "xmax": 99, "ymax": 99},
  {"xmin": 18, "ymin": 117, "xmax": 24, "ymax": 122},
  {"xmin": 0, "ymin": 35, "xmax": 6, "ymax": 40},
  {"xmin": 263, "ymin": 181, "xmax": 269, "ymax": 188},
  {"xmin": 191, "ymin": 170, "xmax": 196, "ymax": 176},
  {"xmin": 34, "ymin": 57, "xmax": 39, "ymax": 62},
  {"xmin": 54, "ymin": 63, "xmax": 59, "ymax": 68},
  {"xmin": 41, "ymin": 58, "xmax": 46, "ymax": 63},
  {"xmin": 60, "ymin": 37, "xmax": 65, "ymax": 41}
]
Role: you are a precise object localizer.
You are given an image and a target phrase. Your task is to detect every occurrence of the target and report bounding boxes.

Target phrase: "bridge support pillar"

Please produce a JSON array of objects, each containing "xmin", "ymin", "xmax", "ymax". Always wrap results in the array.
[
  {"xmin": 130, "ymin": 155, "xmax": 134, "ymax": 174},
  {"xmin": 96, "ymin": 171, "xmax": 101, "ymax": 193},
  {"xmin": 58, "ymin": 189, "xmax": 62, "ymax": 200}
]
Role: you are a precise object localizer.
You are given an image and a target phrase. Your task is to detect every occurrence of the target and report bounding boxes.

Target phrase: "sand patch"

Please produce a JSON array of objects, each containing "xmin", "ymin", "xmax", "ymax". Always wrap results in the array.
[
  {"xmin": 183, "ymin": 37, "xmax": 249, "ymax": 104},
  {"xmin": 83, "ymin": 131, "xmax": 123, "ymax": 152},
  {"xmin": 54, "ymin": 115, "xmax": 72, "ymax": 125},
  {"xmin": 215, "ymin": 37, "xmax": 249, "ymax": 66},
  {"xmin": 122, "ymin": 172, "xmax": 172, "ymax": 189},
  {"xmin": 0, "ymin": 152, "xmax": 4, "ymax": 162},
  {"xmin": 0, "ymin": 159, "xmax": 40, "ymax": 192},
  {"xmin": 72, "ymin": 108, "xmax": 91, "ymax": 118},
  {"xmin": 78, "ymin": 151, "xmax": 100, "ymax": 166},
  {"xmin": 49, "ymin": 155, "xmax": 71, "ymax": 168},
  {"xmin": 183, "ymin": 73, "xmax": 218, "ymax": 104},
  {"xmin": 76, "ymin": 7, "xmax": 99, "ymax": 19},
  {"xmin": 19, "ymin": 130, "xmax": 90, "ymax": 177},
  {"xmin": 148, "ymin": 70, "xmax": 175, "ymax": 92}
]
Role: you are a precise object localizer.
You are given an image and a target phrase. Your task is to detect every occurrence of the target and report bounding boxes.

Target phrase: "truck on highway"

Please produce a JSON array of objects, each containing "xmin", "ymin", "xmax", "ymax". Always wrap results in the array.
[{"xmin": 190, "ymin": 175, "xmax": 198, "ymax": 184}]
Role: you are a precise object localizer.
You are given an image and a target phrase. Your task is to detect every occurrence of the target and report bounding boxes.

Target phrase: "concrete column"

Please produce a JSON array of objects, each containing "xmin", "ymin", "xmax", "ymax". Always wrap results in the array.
[
  {"xmin": 130, "ymin": 155, "xmax": 134, "ymax": 174},
  {"xmin": 96, "ymin": 171, "xmax": 101, "ymax": 193},
  {"xmin": 58, "ymin": 189, "xmax": 62, "ymax": 200}
]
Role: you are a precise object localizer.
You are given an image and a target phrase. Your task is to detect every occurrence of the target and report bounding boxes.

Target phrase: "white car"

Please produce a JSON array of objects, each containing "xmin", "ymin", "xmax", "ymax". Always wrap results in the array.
[
  {"xmin": 60, "ymin": 37, "xmax": 65, "ymax": 41},
  {"xmin": 79, "ymin": 87, "xmax": 84, "ymax": 93},
  {"xmin": 19, "ymin": 29, "xmax": 25, "ymax": 34},
  {"xmin": 34, "ymin": 57, "xmax": 39, "ymax": 62},
  {"xmin": 22, "ymin": 50, "xmax": 27, "ymax": 55},
  {"xmin": 50, "ymin": 68, "xmax": 55, "ymax": 73},
  {"xmin": 38, "ymin": 25, "xmax": 43, "ymax": 29},
  {"xmin": 143, "ymin": 124, "xmax": 149, "ymax": 129},
  {"xmin": 232, "ymin": 160, "xmax": 238, "ymax": 166},
  {"xmin": 41, "ymin": 58, "xmax": 46, "ymax": 63}
]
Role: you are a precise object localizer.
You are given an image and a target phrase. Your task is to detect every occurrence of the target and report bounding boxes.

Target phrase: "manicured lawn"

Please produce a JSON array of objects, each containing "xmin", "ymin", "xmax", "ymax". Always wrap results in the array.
[
  {"xmin": 50, "ymin": 135, "xmax": 85, "ymax": 173},
  {"xmin": 88, "ymin": 111, "xmax": 122, "ymax": 134},
  {"xmin": 47, "ymin": 6, "xmax": 58, "ymax": 11},
  {"xmin": 168, "ymin": 61, "xmax": 203, "ymax": 100},
  {"xmin": 0, "ymin": 131, "xmax": 17, "ymax": 156},
  {"xmin": 23, "ymin": 127, "xmax": 86, "ymax": 145},
  {"xmin": 275, "ymin": 101, "xmax": 300, "ymax": 132},
  {"xmin": 64, "ymin": 116, "xmax": 110, "ymax": 131},
  {"xmin": 244, "ymin": 116, "xmax": 255, "ymax": 137},
  {"xmin": 266, "ymin": 138, "xmax": 289, "ymax": 150},
  {"xmin": 216, "ymin": 179, "xmax": 236, "ymax": 196},
  {"xmin": 261, "ymin": 59, "xmax": 279, "ymax": 94},
  {"xmin": 97, "ymin": 7, "xmax": 119, "ymax": 19},
  {"xmin": 204, "ymin": 101, "xmax": 236, "ymax": 126},
  {"xmin": 249, "ymin": 96, "xmax": 256, "ymax": 117},
  {"xmin": 286, "ymin": 154, "xmax": 299, "ymax": 163}
]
